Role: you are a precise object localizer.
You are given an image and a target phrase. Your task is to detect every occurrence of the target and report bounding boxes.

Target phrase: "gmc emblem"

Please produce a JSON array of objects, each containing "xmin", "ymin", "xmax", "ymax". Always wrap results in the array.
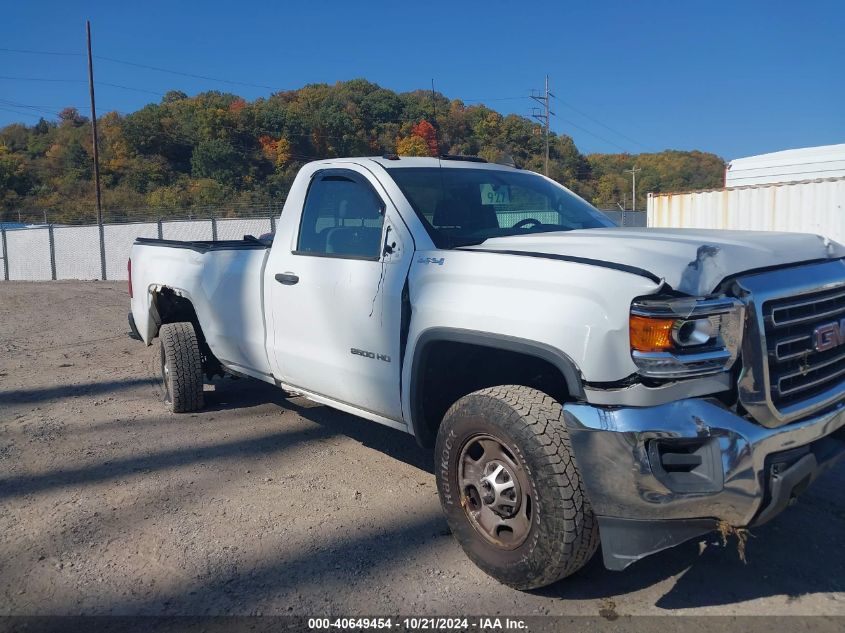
[{"xmin": 813, "ymin": 319, "xmax": 845, "ymax": 352}]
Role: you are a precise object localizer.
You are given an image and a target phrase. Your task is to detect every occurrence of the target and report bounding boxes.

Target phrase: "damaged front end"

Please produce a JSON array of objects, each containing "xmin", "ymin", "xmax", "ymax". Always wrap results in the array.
[
  {"xmin": 567, "ymin": 259, "xmax": 845, "ymax": 571},
  {"xmin": 563, "ymin": 392, "xmax": 845, "ymax": 571}
]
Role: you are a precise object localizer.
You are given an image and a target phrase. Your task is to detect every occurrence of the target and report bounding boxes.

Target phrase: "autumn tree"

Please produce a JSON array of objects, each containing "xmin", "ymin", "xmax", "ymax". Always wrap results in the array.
[
  {"xmin": 396, "ymin": 135, "xmax": 429, "ymax": 157},
  {"xmin": 411, "ymin": 120, "xmax": 439, "ymax": 156},
  {"xmin": 0, "ymin": 79, "xmax": 725, "ymax": 222}
]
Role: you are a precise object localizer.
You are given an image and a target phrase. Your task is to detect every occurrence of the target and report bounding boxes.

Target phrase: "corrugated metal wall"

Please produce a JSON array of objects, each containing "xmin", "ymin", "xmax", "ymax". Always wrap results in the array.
[
  {"xmin": 647, "ymin": 177, "xmax": 845, "ymax": 243},
  {"xmin": 726, "ymin": 144, "xmax": 845, "ymax": 186}
]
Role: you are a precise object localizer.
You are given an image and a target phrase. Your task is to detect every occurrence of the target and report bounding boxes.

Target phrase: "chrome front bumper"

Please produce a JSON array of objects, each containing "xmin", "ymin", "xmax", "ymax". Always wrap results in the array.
[{"xmin": 563, "ymin": 398, "xmax": 845, "ymax": 570}]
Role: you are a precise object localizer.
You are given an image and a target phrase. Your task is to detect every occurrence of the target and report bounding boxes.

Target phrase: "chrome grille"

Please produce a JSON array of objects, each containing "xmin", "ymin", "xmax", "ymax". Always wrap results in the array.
[
  {"xmin": 736, "ymin": 259, "xmax": 845, "ymax": 428},
  {"xmin": 764, "ymin": 285, "xmax": 845, "ymax": 409}
]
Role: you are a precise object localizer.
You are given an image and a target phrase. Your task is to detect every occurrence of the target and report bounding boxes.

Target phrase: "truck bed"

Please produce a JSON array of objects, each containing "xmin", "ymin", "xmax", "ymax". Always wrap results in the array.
[{"xmin": 130, "ymin": 237, "xmax": 273, "ymax": 379}]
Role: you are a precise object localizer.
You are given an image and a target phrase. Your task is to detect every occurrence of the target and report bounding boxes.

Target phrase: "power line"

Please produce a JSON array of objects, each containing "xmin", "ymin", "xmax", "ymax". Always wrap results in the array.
[
  {"xmin": 556, "ymin": 115, "xmax": 632, "ymax": 153},
  {"xmin": 462, "ymin": 96, "xmax": 527, "ymax": 103},
  {"xmin": 0, "ymin": 46, "xmax": 276, "ymax": 90},
  {"xmin": 0, "ymin": 106, "xmax": 41, "ymax": 119},
  {"xmin": 0, "ymin": 76, "xmax": 165, "ymax": 96},
  {"xmin": 0, "ymin": 45, "xmax": 652, "ymax": 153},
  {"xmin": 98, "ymin": 82, "xmax": 164, "ymax": 96},
  {"xmin": 1, "ymin": 45, "xmax": 647, "ymax": 153},
  {"xmin": 94, "ymin": 55, "xmax": 275, "ymax": 90},
  {"xmin": 557, "ymin": 99, "xmax": 651, "ymax": 151},
  {"xmin": 0, "ymin": 99, "xmax": 64, "ymax": 117},
  {"xmin": 0, "ymin": 53, "xmax": 642, "ymax": 157},
  {"xmin": 0, "ymin": 46, "xmax": 82, "ymax": 57},
  {"xmin": 0, "ymin": 75, "xmax": 86, "ymax": 83}
]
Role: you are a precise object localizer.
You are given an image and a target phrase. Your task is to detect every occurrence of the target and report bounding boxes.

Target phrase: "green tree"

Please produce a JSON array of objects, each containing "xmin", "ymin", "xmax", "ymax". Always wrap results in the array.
[
  {"xmin": 190, "ymin": 138, "xmax": 243, "ymax": 186},
  {"xmin": 0, "ymin": 79, "xmax": 726, "ymax": 222}
]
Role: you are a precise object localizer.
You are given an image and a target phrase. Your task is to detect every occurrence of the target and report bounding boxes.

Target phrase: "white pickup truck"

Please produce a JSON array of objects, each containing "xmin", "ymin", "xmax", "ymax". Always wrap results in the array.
[{"xmin": 129, "ymin": 155, "xmax": 845, "ymax": 589}]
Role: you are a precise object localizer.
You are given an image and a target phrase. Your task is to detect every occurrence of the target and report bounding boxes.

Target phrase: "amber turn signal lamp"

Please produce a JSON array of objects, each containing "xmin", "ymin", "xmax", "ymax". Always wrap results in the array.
[{"xmin": 630, "ymin": 315, "xmax": 675, "ymax": 352}]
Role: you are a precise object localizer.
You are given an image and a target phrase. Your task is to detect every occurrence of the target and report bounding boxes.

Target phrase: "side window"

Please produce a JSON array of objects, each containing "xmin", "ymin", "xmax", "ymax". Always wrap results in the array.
[{"xmin": 296, "ymin": 173, "xmax": 386, "ymax": 259}]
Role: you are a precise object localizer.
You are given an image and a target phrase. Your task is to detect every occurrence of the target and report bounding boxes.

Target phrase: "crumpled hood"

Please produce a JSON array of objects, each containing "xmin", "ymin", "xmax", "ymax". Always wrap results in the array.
[{"xmin": 464, "ymin": 227, "xmax": 845, "ymax": 295}]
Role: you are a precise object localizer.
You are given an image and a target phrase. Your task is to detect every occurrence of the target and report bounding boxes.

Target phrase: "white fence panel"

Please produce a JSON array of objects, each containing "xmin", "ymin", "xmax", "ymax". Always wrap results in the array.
[
  {"xmin": 215, "ymin": 218, "xmax": 272, "ymax": 240},
  {"xmin": 105, "ymin": 222, "xmax": 159, "ymax": 280},
  {"xmin": 0, "ymin": 236, "xmax": 6, "ymax": 280},
  {"xmin": 162, "ymin": 220, "xmax": 213, "ymax": 241},
  {"xmin": 54, "ymin": 225, "xmax": 101, "ymax": 280},
  {"xmin": 648, "ymin": 178, "xmax": 845, "ymax": 243},
  {"xmin": 6, "ymin": 228, "xmax": 52, "ymax": 280}
]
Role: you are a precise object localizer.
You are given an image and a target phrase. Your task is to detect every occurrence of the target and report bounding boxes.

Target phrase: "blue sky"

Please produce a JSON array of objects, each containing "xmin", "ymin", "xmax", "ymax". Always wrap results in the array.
[{"xmin": 2, "ymin": 0, "xmax": 843, "ymax": 159}]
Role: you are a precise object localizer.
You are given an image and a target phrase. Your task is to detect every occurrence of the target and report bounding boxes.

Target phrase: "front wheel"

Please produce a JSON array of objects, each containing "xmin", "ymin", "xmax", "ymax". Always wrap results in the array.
[
  {"xmin": 159, "ymin": 322, "xmax": 204, "ymax": 413},
  {"xmin": 434, "ymin": 386, "xmax": 598, "ymax": 590}
]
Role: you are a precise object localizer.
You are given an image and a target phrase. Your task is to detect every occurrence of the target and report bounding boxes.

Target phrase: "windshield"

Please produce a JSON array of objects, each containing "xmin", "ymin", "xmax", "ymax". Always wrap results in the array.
[{"xmin": 386, "ymin": 167, "xmax": 613, "ymax": 248}]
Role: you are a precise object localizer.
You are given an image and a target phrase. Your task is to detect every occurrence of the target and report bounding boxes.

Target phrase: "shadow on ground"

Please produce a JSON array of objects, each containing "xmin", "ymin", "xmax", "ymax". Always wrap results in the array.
[
  {"xmin": 4, "ymin": 372, "xmax": 843, "ymax": 612},
  {"xmin": 0, "ymin": 377, "xmax": 155, "ymax": 405},
  {"xmin": 203, "ymin": 375, "xmax": 433, "ymax": 472},
  {"xmin": 143, "ymin": 377, "xmax": 845, "ymax": 610}
]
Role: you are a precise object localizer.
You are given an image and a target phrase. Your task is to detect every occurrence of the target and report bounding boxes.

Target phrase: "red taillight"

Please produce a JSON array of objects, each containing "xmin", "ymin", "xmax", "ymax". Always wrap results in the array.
[{"xmin": 127, "ymin": 259, "xmax": 133, "ymax": 298}]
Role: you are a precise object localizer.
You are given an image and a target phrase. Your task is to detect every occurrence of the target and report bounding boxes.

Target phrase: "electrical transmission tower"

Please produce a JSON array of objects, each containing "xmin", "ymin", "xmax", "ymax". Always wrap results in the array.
[
  {"xmin": 530, "ymin": 75, "xmax": 555, "ymax": 176},
  {"xmin": 624, "ymin": 166, "xmax": 641, "ymax": 211}
]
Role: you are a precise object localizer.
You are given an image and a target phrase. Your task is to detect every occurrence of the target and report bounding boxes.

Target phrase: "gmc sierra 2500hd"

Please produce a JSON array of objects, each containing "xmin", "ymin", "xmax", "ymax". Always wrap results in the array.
[{"xmin": 128, "ymin": 155, "xmax": 845, "ymax": 589}]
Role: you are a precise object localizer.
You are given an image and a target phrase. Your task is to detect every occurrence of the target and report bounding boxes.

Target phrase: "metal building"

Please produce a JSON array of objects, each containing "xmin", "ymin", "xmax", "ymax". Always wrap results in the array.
[
  {"xmin": 725, "ymin": 143, "xmax": 845, "ymax": 187},
  {"xmin": 648, "ymin": 144, "xmax": 845, "ymax": 243}
]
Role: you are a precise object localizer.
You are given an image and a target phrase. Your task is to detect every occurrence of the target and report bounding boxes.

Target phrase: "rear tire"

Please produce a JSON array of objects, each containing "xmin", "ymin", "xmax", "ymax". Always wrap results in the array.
[
  {"xmin": 159, "ymin": 322, "xmax": 204, "ymax": 413},
  {"xmin": 434, "ymin": 385, "xmax": 598, "ymax": 590}
]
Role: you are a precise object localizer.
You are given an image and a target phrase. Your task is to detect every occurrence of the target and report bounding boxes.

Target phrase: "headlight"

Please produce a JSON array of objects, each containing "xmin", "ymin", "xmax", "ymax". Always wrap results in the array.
[{"xmin": 630, "ymin": 296, "xmax": 745, "ymax": 379}]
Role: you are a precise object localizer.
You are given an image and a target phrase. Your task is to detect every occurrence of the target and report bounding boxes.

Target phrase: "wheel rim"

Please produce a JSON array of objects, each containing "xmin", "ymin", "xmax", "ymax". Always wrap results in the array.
[
  {"xmin": 458, "ymin": 433, "xmax": 532, "ymax": 549},
  {"xmin": 159, "ymin": 344, "xmax": 171, "ymax": 403}
]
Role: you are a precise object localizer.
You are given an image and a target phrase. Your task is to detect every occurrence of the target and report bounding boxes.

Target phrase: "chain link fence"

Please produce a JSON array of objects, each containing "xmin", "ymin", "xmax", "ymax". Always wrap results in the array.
[
  {"xmin": 599, "ymin": 210, "xmax": 647, "ymax": 227},
  {"xmin": 0, "ymin": 208, "xmax": 643, "ymax": 282}
]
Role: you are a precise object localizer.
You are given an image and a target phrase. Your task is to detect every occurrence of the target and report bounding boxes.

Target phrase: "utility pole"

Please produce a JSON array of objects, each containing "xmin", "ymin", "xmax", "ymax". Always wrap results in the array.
[
  {"xmin": 625, "ymin": 166, "xmax": 641, "ymax": 211},
  {"xmin": 86, "ymin": 21, "xmax": 102, "ymax": 225},
  {"xmin": 530, "ymin": 75, "xmax": 555, "ymax": 176},
  {"xmin": 86, "ymin": 20, "xmax": 106, "ymax": 279},
  {"xmin": 431, "ymin": 78, "xmax": 436, "ymax": 121}
]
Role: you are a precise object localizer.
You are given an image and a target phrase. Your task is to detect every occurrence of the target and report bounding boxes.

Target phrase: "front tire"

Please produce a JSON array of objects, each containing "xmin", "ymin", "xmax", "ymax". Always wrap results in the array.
[
  {"xmin": 434, "ymin": 386, "xmax": 598, "ymax": 590},
  {"xmin": 159, "ymin": 322, "xmax": 204, "ymax": 413}
]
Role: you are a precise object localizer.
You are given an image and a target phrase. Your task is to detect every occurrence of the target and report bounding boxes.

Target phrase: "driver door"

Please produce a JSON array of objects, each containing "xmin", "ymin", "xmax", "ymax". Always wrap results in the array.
[{"xmin": 267, "ymin": 167, "xmax": 412, "ymax": 422}]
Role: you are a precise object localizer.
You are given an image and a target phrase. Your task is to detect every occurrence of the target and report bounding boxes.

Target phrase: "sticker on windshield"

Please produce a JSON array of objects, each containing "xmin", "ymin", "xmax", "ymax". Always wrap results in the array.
[{"xmin": 480, "ymin": 184, "xmax": 510, "ymax": 205}]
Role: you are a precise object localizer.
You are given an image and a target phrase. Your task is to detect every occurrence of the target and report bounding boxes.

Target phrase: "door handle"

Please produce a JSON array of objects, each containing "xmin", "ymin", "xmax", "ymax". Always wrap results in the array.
[{"xmin": 275, "ymin": 272, "xmax": 299, "ymax": 285}]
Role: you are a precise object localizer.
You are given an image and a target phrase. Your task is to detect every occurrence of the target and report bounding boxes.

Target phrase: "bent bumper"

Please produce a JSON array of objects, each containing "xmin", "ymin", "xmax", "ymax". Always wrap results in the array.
[{"xmin": 563, "ymin": 398, "xmax": 845, "ymax": 570}]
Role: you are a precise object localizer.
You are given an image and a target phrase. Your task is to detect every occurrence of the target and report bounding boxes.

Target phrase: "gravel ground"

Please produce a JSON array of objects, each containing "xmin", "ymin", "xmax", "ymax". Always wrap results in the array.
[{"xmin": 0, "ymin": 281, "xmax": 843, "ymax": 618}]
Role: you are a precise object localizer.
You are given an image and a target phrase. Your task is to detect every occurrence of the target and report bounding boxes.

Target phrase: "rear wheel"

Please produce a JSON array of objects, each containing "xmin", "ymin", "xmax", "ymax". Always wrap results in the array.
[
  {"xmin": 434, "ymin": 385, "xmax": 598, "ymax": 590},
  {"xmin": 159, "ymin": 322, "xmax": 204, "ymax": 413}
]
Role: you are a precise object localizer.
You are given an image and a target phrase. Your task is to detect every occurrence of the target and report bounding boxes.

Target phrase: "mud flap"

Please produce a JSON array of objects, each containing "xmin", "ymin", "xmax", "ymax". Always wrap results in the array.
[
  {"xmin": 127, "ymin": 312, "xmax": 142, "ymax": 341},
  {"xmin": 598, "ymin": 516, "xmax": 718, "ymax": 571}
]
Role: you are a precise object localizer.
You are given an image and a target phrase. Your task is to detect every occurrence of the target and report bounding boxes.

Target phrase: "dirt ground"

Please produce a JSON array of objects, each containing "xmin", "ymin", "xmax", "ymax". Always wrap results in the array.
[{"xmin": 0, "ymin": 280, "xmax": 843, "ymax": 618}]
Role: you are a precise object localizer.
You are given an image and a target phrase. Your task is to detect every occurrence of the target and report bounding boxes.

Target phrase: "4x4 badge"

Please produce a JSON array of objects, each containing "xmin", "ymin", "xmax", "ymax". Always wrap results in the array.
[{"xmin": 417, "ymin": 256, "xmax": 445, "ymax": 266}]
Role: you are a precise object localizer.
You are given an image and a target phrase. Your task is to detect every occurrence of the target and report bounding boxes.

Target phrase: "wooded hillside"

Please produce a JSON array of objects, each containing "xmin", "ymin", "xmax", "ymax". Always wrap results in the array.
[{"xmin": 0, "ymin": 79, "xmax": 725, "ymax": 223}]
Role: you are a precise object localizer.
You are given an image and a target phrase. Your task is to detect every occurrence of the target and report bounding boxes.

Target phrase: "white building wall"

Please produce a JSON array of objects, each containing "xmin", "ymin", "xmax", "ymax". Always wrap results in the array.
[{"xmin": 648, "ymin": 177, "xmax": 845, "ymax": 243}]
